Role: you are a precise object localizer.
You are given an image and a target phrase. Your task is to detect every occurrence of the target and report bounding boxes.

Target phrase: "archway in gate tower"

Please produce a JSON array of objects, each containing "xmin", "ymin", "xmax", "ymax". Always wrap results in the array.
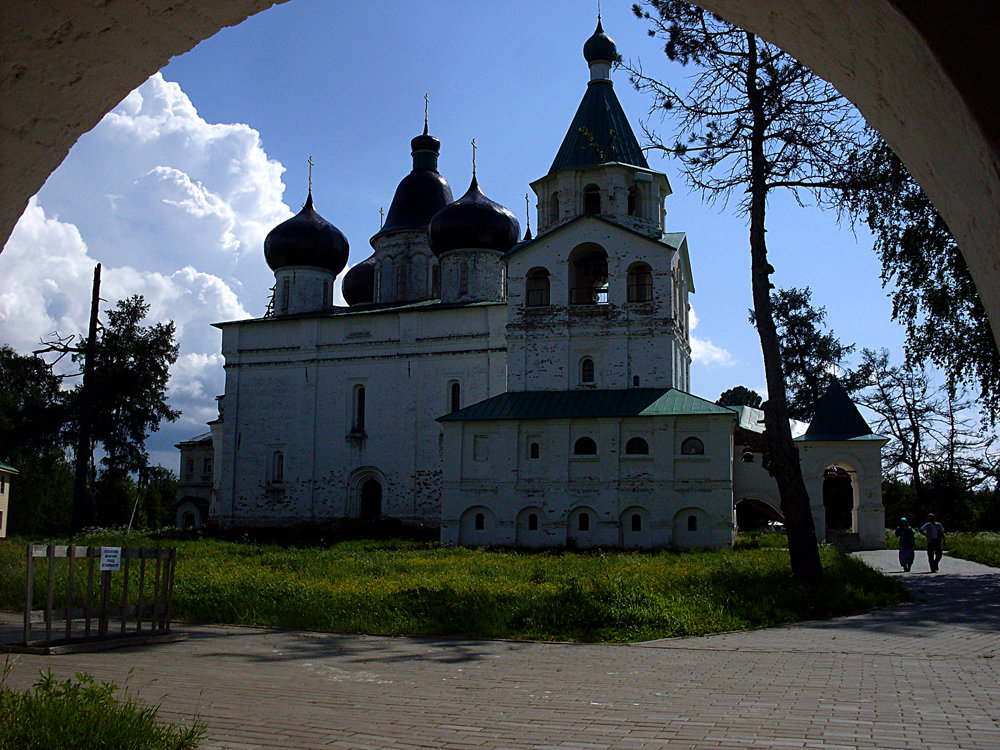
[
  {"xmin": 822, "ymin": 465, "xmax": 857, "ymax": 533},
  {"xmin": 735, "ymin": 497, "xmax": 784, "ymax": 533}
]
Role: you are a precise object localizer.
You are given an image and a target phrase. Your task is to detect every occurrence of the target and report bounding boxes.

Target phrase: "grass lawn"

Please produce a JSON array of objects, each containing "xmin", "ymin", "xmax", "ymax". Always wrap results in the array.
[{"xmin": 0, "ymin": 530, "xmax": 906, "ymax": 643}]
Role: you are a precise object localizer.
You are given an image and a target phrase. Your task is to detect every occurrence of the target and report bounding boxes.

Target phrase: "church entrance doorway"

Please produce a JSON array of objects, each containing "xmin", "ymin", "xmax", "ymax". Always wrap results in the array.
[
  {"xmin": 823, "ymin": 466, "xmax": 855, "ymax": 532},
  {"xmin": 359, "ymin": 479, "xmax": 382, "ymax": 520}
]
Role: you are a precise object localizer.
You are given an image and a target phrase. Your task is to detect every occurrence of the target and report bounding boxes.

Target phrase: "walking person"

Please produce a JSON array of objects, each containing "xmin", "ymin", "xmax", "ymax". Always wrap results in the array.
[
  {"xmin": 919, "ymin": 513, "xmax": 946, "ymax": 572},
  {"xmin": 895, "ymin": 517, "xmax": 916, "ymax": 572}
]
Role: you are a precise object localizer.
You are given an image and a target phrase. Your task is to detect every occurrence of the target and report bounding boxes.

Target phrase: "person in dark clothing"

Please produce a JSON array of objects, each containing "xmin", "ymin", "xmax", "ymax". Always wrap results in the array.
[
  {"xmin": 895, "ymin": 517, "xmax": 916, "ymax": 572},
  {"xmin": 919, "ymin": 513, "xmax": 946, "ymax": 572}
]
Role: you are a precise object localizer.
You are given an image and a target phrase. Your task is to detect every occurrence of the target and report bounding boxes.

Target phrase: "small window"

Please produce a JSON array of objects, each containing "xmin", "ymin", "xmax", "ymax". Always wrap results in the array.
[
  {"xmin": 475, "ymin": 512, "xmax": 485, "ymax": 531},
  {"xmin": 578, "ymin": 512, "xmax": 590, "ymax": 531},
  {"xmin": 271, "ymin": 451, "xmax": 284, "ymax": 484},
  {"xmin": 687, "ymin": 515, "xmax": 698, "ymax": 532},
  {"xmin": 450, "ymin": 382, "xmax": 461, "ymax": 413},
  {"xmin": 203, "ymin": 457, "xmax": 212, "ymax": 474},
  {"xmin": 187, "ymin": 459, "xmax": 194, "ymax": 473},
  {"xmin": 396, "ymin": 266, "xmax": 406, "ymax": 299},
  {"xmin": 628, "ymin": 185, "xmax": 640, "ymax": 217},
  {"xmin": 374, "ymin": 267, "xmax": 382, "ymax": 301},
  {"xmin": 584, "ymin": 184, "xmax": 601, "ymax": 215},
  {"xmin": 474, "ymin": 435, "xmax": 489, "ymax": 461},
  {"xmin": 633, "ymin": 375, "xmax": 640, "ymax": 387},
  {"xmin": 580, "ymin": 358, "xmax": 595, "ymax": 384},
  {"xmin": 574, "ymin": 437, "xmax": 597, "ymax": 455},
  {"xmin": 529, "ymin": 442, "xmax": 540, "ymax": 460},
  {"xmin": 625, "ymin": 437, "xmax": 649, "ymax": 455},
  {"xmin": 631, "ymin": 514, "xmax": 642, "ymax": 532},
  {"xmin": 353, "ymin": 385, "xmax": 366, "ymax": 431},
  {"xmin": 528, "ymin": 513, "xmax": 538, "ymax": 531},
  {"xmin": 681, "ymin": 437, "xmax": 705, "ymax": 455},
  {"xmin": 549, "ymin": 192, "xmax": 560, "ymax": 224},
  {"xmin": 281, "ymin": 278, "xmax": 290, "ymax": 313}
]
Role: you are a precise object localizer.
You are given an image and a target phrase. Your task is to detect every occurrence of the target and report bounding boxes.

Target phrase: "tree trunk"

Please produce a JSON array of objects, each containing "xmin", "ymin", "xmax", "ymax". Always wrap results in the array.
[
  {"xmin": 71, "ymin": 263, "xmax": 101, "ymax": 534},
  {"xmin": 745, "ymin": 34, "xmax": 823, "ymax": 583}
]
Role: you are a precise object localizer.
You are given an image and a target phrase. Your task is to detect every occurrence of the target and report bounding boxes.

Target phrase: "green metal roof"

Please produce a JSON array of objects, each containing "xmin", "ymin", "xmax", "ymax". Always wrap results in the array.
[
  {"xmin": 0, "ymin": 460, "xmax": 18, "ymax": 474},
  {"xmin": 549, "ymin": 80, "xmax": 648, "ymax": 173},
  {"xmin": 439, "ymin": 388, "xmax": 736, "ymax": 422},
  {"xmin": 797, "ymin": 379, "xmax": 876, "ymax": 441}
]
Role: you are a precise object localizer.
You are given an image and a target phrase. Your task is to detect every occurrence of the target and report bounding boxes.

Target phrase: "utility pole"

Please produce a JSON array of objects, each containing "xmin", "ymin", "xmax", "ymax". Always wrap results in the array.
[{"xmin": 71, "ymin": 263, "xmax": 101, "ymax": 534}]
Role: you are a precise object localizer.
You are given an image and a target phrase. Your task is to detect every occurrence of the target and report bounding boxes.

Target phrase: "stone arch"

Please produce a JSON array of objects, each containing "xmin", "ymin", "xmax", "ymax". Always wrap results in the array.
[
  {"xmin": 525, "ymin": 266, "xmax": 551, "ymax": 307},
  {"xmin": 459, "ymin": 505, "xmax": 496, "ymax": 545},
  {"xmin": 568, "ymin": 242, "xmax": 608, "ymax": 305},
  {"xmin": 817, "ymin": 458, "xmax": 862, "ymax": 533},
  {"xmin": 619, "ymin": 505, "xmax": 651, "ymax": 548},
  {"xmin": 567, "ymin": 505, "xmax": 598, "ymax": 548},
  {"xmin": 515, "ymin": 506, "xmax": 545, "ymax": 548},
  {"xmin": 2, "ymin": 3, "xmax": 1000, "ymax": 357},
  {"xmin": 672, "ymin": 507, "xmax": 712, "ymax": 548}
]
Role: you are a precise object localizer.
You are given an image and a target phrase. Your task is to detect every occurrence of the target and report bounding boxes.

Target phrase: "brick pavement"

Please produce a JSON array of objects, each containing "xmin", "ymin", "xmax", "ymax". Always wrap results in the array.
[{"xmin": 1, "ymin": 550, "xmax": 998, "ymax": 749}]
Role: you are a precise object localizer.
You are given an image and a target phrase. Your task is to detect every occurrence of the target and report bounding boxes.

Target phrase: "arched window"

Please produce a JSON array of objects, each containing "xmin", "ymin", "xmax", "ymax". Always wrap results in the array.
[
  {"xmin": 528, "ymin": 513, "xmax": 538, "ymax": 531},
  {"xmin": 628, "ymin": 185, "xmax": 641, "ymax": 217},
  {"xmin": 687, "ymin": 515, "xmax": 698, "ymax": 531},
  {"xmin": 450, "ymin": 382, "xmax": 461, "ymax": 413},
  {"xmin": 578, "ymin": 512, "xmax": 590, "ymax": 531},
  {"xmin": 631, "ymin": 513, "xmax": 642, "ymax": 532},
  {"xmin": 271, "ymin": 450, "xmax": 284, "ymax": 484},
  {"xmin": 632, "ymin": 375, "xmax": 640, "ymax": 387},
  {"xmin": 459, "ymin": 259, "xmax": 469, "ymax": 295},
  {"xmin": 569, "ymin": 244, "xmax": 608, "ymax": 305},
  {"xmin": 395, "ymin": 266, "xmax": 406, "ymax": 299},
  {"xmin": 584, "ymin": 184, "xmax": 601, "ymax": 215},
  {"xmin": 627, "ymin": 263, "xmax": 653, "ymax": 302},
  {"xmin": 580, "ymin": 357, "xmax": 595, "ymax": 384},
  {"xmin": 352, "ymin": 385, "xmax": 366, "ymax": 431},
  {"xmin": 280, "ymin": 278, "xmax": 290, "ymax": 313},
  {"xmin": 681, "ymin": 437, "xmax": 705, "ymax": 455},
  {"xmin": 574, "ymin": 437, "xmax": 597, "ymax": 455},
  {"xmin": 529, "ymin": 442, "xmax": 540, "ymax": 459},
  {"xmin": 525, "ymin": 267, "xmax": 550, "ymax": 307},
  {"xmin": 741, "ymin": 450, "xmax": 756, "ymax": 463},
  {"xmin": 549, "ymin": 191, "xmax": 560, "ymax": 224},
  {"xmin": 475, "ymin": 512, "xmax": 485, "ymax": 531},
  {"xmin": 374, "ymin": 267, "xmax": 382, "ymax": 301},
  {"xmin": 625, "ymin": 437, "xmax": 649, "ymax": 455}
]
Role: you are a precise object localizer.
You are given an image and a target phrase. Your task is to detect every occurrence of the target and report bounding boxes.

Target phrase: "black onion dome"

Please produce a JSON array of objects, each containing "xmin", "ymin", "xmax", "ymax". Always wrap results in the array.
[
  {"xmin": 583, "ymin": 18, "xmax": 617, "ymax": 63},
  {"xmin": 264, "ymin": 192, "xmax": 349, "ymax": 274},
  {"xmin": 342, "ymin": 255, "xmax": 376, "ymax": 306},
  {"xmin": 428, "ymin": 175, "xmax": 520, "ymax": 257},
  {"xmin": 375, "ymin": 129, "xmax": 453, "ymax": 238}
]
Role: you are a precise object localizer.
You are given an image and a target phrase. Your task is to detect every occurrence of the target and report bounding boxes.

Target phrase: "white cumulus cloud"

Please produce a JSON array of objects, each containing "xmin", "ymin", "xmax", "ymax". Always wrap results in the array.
[
  {"xmin": 0, "ymin": 73, "xmax": 290, "ymax": 465},
  {"xmin": 689, "ymin": 307, "xmax": 734, "ymax": 366}
]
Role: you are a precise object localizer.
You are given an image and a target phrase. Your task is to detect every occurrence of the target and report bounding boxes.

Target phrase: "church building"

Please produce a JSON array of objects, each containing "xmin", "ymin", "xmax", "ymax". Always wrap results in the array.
[{"xmin": 205, "ymin": 19, "xmax": 887, "ymax": 550}]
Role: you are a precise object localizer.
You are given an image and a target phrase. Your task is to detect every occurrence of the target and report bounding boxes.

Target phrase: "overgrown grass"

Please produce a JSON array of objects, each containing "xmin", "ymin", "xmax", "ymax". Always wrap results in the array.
[
  {"xmin": 0, "ymin": 531, "xmax": 905, "ymax": 642},
  {"xmin": 0, "ymin": 661, "xmax": 205, "ymax": 749},
  {"xmin": 943, "ymin": 532, "xmax": 1000, "ymax": 568}
]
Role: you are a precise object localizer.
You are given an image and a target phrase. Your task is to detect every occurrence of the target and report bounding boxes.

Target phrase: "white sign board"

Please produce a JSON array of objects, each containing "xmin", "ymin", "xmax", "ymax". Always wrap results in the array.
[{"xmin": 99, "ymin": 546, "xmax": 122, "ymax": 571}]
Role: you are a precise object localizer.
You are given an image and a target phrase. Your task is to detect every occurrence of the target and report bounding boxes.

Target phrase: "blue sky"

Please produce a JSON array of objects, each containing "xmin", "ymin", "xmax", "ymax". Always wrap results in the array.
[{"xmin": 0, "ymin": 0, "xmax": 904, "ymax": 469}]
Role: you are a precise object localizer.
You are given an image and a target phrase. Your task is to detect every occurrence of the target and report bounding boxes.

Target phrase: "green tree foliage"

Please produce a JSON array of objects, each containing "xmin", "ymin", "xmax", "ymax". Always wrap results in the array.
[
  {"xmin": 717, "ymin": 386, "xmax": 762, "ymax": 408},
  {"xmin": 628, "ymin": 1, "xmax": 867, "ymax": 582},
  {"xmin": 0, "ymin": 346, "xmax": 75, "ymax": 535},
  {"xmin": 754, "ymin": 287, "xmax": 858, "ymax": 422},
  {"xmin": 841, "ymin": 137, "xmax": 1000, "ymax": 425}
]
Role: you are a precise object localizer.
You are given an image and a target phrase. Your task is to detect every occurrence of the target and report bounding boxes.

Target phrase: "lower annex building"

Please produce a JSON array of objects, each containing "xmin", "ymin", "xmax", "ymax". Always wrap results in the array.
[{"xmin": 178, "ymin": 19, "xmax": 887, "ymax": 550}]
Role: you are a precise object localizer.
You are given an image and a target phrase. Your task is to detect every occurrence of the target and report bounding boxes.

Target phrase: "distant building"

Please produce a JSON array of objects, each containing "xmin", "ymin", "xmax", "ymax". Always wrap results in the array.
[
  {"xmin": 174, "ymin": 432, "xmax": 212, "ymax": 529},
  {"xmin": 195, "ymin": 18, "xmax": 887, "ymax": 549}
]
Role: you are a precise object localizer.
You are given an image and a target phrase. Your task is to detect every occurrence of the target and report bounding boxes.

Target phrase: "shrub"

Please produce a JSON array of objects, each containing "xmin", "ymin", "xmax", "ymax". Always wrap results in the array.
[{"xmin": 0, "ymin": 664, "xmax": 205, "ymax": 750}]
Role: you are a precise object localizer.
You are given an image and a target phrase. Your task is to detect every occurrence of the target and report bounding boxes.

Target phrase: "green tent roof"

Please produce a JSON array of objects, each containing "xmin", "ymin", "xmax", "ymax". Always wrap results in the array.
[
  {"xmin": 439, "ymin": 388, "xmax": 736, "ymax": 422},
  {"xmin": 549, "ymin": 80, "xmax": 648, "ymax": 173},
  {"xmin": 0, "ymin": 460, "xmax": 18, "ymax": 474},
  {"xmin": 798, "ymin": 379, "xmax": 876, "ymax": 441}
]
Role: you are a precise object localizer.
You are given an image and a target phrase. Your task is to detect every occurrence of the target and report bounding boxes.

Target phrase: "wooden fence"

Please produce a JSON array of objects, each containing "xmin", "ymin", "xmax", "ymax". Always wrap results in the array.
[{"xmin": 4, "ymin": 544, "xmax": 187, "ymax": 654}]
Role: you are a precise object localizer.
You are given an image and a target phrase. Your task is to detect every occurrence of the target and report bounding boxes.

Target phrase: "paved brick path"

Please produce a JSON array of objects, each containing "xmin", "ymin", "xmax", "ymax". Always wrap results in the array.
[{"xmin": 2, "ymin": 550, "xmax": 998, "ymax": 749}]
